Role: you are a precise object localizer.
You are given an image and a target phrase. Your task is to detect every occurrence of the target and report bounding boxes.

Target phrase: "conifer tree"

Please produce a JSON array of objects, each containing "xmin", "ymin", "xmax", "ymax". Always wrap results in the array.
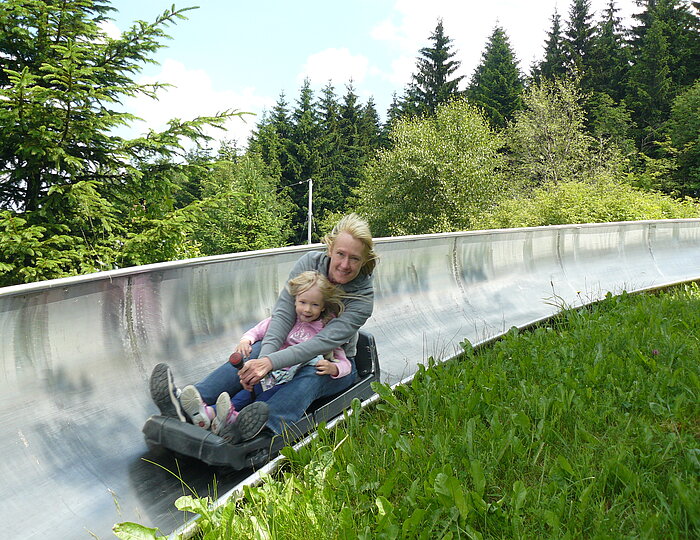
[
  {"xmin": 564, "ymin": 0, "xmax": 597, "ymax": 90},
  {"xmin": 627, "ymin": 16, "xmax": 674, "ymax": 153},
  {"xmin": 467, "ymin": 26, "xmax": 524, "ymax": 128},
  {"xmin": 290, "ymin": 79, "xmax": 320, "ymax": 235},
  {"xmin": 588, "ymin": 0, "xmax": 630, "ymax": 102},
  {"xmin": 315, "ymin": 81, "xmax": 344, "ymax": 221},
  {"xmin": 535, "ymin": 8, "xmax": 569, "ymax": 81},
  {"xmin": 405, "ymin": 19, "xmax": 464, "ymax": 116}
]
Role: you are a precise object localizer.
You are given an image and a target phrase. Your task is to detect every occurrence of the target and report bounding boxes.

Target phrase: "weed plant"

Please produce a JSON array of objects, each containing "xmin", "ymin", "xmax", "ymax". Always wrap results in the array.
[{"xmin": 117, "ymin": 284, "xmax": 700, "ymax": 539}]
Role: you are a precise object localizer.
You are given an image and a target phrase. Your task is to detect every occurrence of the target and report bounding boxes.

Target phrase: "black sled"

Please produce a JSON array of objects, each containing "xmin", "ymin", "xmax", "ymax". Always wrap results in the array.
[{"xmin": 142, "ymin": 331, "xmax": 380, "ymax": 470}]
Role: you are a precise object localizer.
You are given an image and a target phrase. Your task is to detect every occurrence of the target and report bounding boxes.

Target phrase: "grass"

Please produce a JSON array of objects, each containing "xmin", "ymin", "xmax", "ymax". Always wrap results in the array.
[{"xmin": 115, "ymin": 283, "xmax": 700, "ymax": 539}]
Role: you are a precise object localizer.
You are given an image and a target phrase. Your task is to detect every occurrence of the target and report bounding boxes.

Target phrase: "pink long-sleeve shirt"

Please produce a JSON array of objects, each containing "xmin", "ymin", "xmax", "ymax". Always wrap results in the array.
[{"xmin": 242, "ymin": 316, "xmax": 351, "ymax": 379}]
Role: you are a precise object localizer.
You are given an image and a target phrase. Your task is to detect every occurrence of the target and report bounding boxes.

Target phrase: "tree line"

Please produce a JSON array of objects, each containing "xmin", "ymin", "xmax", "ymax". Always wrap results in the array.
[{"xmin": 0, "ymin": 0, "xmax": 698, "ymax": 286}]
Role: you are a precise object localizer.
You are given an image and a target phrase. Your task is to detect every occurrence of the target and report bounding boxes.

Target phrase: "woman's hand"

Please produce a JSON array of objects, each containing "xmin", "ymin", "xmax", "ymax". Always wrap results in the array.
[
  {"xmin": 235, "ymin": 338, "xmax": 253, "ymax": 357},
  {"xmin": 238, "ymin": 357, "xmax": 273, "ymax": 390},
  {"xmin": 315, "ymin": 359, "xmax": 339, "ymax": 377}
]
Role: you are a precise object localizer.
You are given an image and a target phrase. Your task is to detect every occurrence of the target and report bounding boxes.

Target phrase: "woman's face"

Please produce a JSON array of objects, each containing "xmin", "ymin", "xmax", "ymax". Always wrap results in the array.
[{"xmin": 328, "ymin": 232, "xmax": 365, "ymax": 285}]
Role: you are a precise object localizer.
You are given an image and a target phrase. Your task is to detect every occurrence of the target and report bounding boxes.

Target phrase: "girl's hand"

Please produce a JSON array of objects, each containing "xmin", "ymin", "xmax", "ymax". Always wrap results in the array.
[
  {"xmin": 315, "ymin": 359, "xmax": 339, "ymax": 377},
  {"xmin": 235, "ymin": 338, "xmax": 253, "ymax": 356}
]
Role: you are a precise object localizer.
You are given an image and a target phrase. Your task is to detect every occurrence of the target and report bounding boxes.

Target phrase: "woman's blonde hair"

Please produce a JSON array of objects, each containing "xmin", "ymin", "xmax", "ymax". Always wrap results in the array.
[
  {"xmin": 288, "ymin": 270, "xmax": 345, "ymax": 322},
  {"xmin": 322, "ymin": 213, "xmax": 379, "ymax": 275}
]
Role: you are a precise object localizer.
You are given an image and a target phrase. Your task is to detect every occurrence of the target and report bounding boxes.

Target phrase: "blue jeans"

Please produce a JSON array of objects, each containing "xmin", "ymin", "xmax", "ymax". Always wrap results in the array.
[{"xmin": 195, "ymin": 342, "xmax": 358, "ymax": 434}]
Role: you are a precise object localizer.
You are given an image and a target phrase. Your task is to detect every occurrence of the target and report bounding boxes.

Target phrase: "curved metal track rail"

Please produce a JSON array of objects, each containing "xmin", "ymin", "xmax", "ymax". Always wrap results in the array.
[{"xmin": 1, "ymin": 220, "xmax": 698, "ymax": 538}]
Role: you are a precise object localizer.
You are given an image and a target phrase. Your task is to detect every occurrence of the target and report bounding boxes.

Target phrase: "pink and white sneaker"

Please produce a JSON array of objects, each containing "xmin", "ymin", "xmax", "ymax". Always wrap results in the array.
[
  {"xmin": 211, "ymin": 392, "xmax": 238, "ymax": 435},
  {"xmin": 180, "ymin": 385, "xmax": 214, "ymax": 429}
]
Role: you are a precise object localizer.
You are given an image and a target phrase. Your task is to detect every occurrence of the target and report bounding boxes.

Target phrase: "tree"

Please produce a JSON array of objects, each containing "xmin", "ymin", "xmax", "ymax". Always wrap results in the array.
[
  {"xmin": 627, "ymin": 0, "xmax": 700, "ymax": 154},
  {"xmin": 0, "ymin": 0, "xmax": 239, "ymax": 285},
  {"xmin": 534, "ymin": 8, "xmax": 569, "ymax": 81},
  {"xmin": 666, "ymin": 80, "xmax": 700, "ymax": 196},
  {"xmin": 506, "ymin": 78, "xmax": 621, "ymax": 188},
  {"xmin": 626, "ymin": 17, "xmax": 673, "ymax": 153},
  {"xmin": 467, "ymin": 26, "xmax": 524, "ymax": 128},
  {"xmin": 355, "ymin": 99, "xmax": 505, "ymax": 236},
  {"xmin": 404, "ymin": 19, "xmax": 464, "ymax": 116},
  {"xmin": 193, "ymin": 154, "xmax": 292, "ymax": 254},
  {"xmin": 564, "ymin": 0, "xmax": 597, "ymax": 90},
  {"xmin": 588, "ymin": 0, "xmax": 631, "ymax": 102}
]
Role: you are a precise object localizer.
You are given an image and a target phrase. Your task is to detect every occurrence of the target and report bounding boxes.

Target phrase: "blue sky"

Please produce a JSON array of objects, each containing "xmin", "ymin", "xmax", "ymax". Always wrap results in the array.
[{"xmin": 107, "ymin": 0, "xmax": 640, "ymax": 148}]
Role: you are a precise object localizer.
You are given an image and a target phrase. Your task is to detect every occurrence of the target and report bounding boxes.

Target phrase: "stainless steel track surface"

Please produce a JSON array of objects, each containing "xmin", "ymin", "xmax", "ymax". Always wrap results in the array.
[{"xmin": 1, "ymin": 220, "xmax": 698, "ymax": 539}]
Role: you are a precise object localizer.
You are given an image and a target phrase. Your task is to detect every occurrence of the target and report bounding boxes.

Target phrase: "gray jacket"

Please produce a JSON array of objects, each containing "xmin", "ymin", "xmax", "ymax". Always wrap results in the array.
[{"xmin": 259, "ymin": 251, "xmax": 374, "ymax": 370}]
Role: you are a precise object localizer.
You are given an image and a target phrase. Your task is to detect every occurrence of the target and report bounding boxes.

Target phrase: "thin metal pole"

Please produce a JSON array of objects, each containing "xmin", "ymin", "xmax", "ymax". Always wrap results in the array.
[{"xmin": 307, "ymin": 178, "xmax": 313, "ymax": 244}]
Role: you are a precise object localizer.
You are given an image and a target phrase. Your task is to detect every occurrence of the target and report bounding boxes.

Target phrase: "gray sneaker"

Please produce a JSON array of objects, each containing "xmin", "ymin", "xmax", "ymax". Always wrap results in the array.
[
  {"xmin": 149, "ymin": 363, "xmax": 186, "ymax": 422},
  {"xmin": 218, "ymin": 401, "xmax": 269, "ymax": 444}
]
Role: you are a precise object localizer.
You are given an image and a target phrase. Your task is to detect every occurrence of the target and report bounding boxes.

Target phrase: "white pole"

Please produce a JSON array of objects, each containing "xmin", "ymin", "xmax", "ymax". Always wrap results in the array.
[{"xmin": 307, "ymin": 178, "xmax": 313, "ymax": 244}]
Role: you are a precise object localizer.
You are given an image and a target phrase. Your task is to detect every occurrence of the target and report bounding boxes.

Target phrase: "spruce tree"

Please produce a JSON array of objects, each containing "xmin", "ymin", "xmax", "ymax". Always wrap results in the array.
[
  {"xmin": 535, "ymin": 8, "xmax": 569, "ymax": 81},
  {"xmin": 627, "ymin": 14, "xmax": 674, "ymax": 153},
  {"xmin": 588, "ymin": 0, "xmax": 630, "ymax": 102},
  {"xmin": 564, "ymin": 0, "xmax": 597, "ymax": 90},
  {"xmin": 467, "ymin": 26, "xmax": 524, "ymax": 128},
  {"xmin": 315, "ymin": 81, "xmax": 344, "ymax": 220},
  {"xmin": 405, "ymin": 19, "xmax": 464, "ymax": 116}
]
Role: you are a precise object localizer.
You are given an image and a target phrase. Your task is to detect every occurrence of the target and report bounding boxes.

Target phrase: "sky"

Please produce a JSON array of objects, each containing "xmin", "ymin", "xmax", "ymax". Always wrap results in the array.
[{"xmin": 107, "ymin": 0, "xmax": 642, "ymax": 149}]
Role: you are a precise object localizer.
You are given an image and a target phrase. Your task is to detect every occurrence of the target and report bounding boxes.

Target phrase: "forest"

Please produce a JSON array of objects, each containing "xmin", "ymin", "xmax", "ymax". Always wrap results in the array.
[{"xmin": 0, "ymin": 0, "xmax": 699, "ymax": 287}]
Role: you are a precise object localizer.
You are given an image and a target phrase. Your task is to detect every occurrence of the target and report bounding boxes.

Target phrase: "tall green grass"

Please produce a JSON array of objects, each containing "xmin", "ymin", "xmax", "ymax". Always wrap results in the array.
[{"xmin": 116, "ymin": 284, "xmax": 700, "ymax": 539}]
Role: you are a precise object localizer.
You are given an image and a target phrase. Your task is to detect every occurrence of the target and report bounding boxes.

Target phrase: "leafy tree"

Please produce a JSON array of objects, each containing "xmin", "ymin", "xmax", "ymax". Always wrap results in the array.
[
  {"xmin": 355, "ymin": 99, "xmax": 505, "ymax": 236},
  {"xmin": 404, "ymin": 19, "xmax": 464, "ymax": 116},
  {"xmin": 506, "ymin": 78, "xmax": 622, "ymax": 188},
  {"xmin": 193, "ymin": 154, "xmax": 292, "ymax": 254},
  {"xmin": 467, "ymin": 26, "xmax": 524, "ymax": 128},
  {"xmin": 0, "ymin": 0, "xmax": 239, "ymax": 285},
  {"xmin": 475, "ymin": 178, "xmax": 700, "ymax": 229}
]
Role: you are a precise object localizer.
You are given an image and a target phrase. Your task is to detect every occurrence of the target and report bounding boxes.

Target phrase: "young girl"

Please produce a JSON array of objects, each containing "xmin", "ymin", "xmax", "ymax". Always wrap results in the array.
[{"xmin": 180, "ymin": 270, "xmax": 350, "ymax": 434}]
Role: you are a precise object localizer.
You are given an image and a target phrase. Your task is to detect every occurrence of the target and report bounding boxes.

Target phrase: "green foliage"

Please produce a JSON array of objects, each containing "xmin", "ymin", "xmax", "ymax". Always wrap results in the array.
[
  {"xmin": 467, "ymin": 26, "xmax": 524, "ymax": 128},
  {"xmin": 666, "ymin": 79, "xmax": 700, "ymax": 197},
  {"xmin": 402, "ymin": 19, "xmax": 464, "ymax": 117},
  {"xmin": 192, "ymin": 154, "xmax": 293, "ymax": 254},
  {"xmin": 506, "ymin": 77, "xmax": 621, "ymax": 188},
  {"xmin": 0, "ymin": 0, "xmax": 248, "ymax": 286},
  {"xmin": 473, "ymin": 179, "xmax": 700, "ymax": 229},
  {"xmin": 355, "ymin": 99, "xmax": 506, "ymax": 236}
]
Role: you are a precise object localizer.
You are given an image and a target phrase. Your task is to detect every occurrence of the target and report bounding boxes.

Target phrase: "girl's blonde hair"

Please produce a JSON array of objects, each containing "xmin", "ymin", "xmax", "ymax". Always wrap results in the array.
[
  {"xmin": 288, "ymin": 270, "xmax": 345, "ymax": 322},
  {"xmin": 322, "ymin": 213, "xmax": 379, "ymax": 276}
]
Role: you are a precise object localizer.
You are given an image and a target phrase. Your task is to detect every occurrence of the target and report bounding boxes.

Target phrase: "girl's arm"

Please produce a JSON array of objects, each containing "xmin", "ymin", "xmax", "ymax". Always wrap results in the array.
[{"xmin": 330, "ymin": 347, "xmax": 351, "ymax": 379}]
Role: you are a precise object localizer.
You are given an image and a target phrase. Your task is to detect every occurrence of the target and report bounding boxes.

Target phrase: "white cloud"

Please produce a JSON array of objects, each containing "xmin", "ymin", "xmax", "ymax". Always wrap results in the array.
[
  {"xmin": 98, "ymin": 20, "xmax": 121, "ymax": 40},
  {"xmin": 298, "ymin": 47, "xmax": 370, "ymax": 87},
  {"xmin": 119, "ymin": 59, "xmax": 274, "ymax": 148}
]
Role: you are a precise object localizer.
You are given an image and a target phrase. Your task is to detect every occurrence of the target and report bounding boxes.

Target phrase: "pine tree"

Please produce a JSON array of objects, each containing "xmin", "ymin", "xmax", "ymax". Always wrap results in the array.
[
  {"xmin": 588, "ymin": 0, "xmax": 631, "ymax": 102},
  {"xmin": 337, "ymin": 82, "xmax": 366, "ymax": 207},
  {"xmin": 315, "ymin": 81, "xmax": 344, "ymax": 221},
  {"xmin": 535, "ymin": 8, "xmax": 569, "ymax": 81},
  {"xmin": 564, "ymin": 0, "xmax": 597, "ymax": 90},
  {"xmin": 467, "ymin": 26, "xmax": 524, "ymax": 128},
  {"xmin": 289, "ymin": 79, "xmax": 321, "ymax": 239},
  {"xmin": 405, "ymin": 19, "xmax": 464, "ymax": 116},
  {"xmin": 627, "ymin": 14, "xmax": 674, "ymax": 153}
]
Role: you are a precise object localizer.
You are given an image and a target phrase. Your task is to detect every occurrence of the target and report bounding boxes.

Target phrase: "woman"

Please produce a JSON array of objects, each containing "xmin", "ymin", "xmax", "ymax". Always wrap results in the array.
[{"xmin": 150, "ymin": 213, "xmax": 378, "ymax": 442}]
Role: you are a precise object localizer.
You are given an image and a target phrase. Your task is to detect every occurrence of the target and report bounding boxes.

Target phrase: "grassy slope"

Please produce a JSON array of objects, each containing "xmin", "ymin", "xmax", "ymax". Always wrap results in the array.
[{"xmin": 120, "ymin": 284, "xmax": 700, "ymax": 539}]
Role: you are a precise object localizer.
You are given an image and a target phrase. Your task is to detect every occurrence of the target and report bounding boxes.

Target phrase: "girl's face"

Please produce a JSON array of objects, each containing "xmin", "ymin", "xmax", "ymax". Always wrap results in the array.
[{"xmin": 295, "ymin": 284, "xmax": 325, "ymax": 323}]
